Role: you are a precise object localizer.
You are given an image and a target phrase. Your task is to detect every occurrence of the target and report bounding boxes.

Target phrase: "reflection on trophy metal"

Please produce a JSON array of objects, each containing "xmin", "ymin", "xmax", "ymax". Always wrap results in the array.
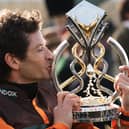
[{"xmin": 52, "ymin": 0, "xmax": 129, "ymax": 122}]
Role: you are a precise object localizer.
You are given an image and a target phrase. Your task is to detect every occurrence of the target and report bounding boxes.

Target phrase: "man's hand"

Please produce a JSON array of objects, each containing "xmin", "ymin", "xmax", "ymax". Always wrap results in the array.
[
  {"xmin": 114, "ymin": 65, "xmax": 129, "ymax": 111},
  {"xmin": 53, "ymin": 91, "xmax": 81, "ymax": 129}
]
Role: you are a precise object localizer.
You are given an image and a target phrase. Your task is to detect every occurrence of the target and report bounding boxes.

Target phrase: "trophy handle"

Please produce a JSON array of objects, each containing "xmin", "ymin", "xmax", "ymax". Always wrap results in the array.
[
  {"xmin": 107, "ymin": 37, "xmax": 129, "ymax": 65},
  {"xmin": 52, "ymin": 40, "xmax": 70, "ymax": 92},
  {"xmin": 107, "ymin": 37, "xmax": 129, "ymax": 102}
]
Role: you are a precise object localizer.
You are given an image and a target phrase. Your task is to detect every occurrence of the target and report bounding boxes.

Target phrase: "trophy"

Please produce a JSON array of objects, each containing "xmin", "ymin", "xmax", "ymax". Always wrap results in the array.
[{"xmin": 52, "ymin": 0, "xmax": 129, "ymax": 122}]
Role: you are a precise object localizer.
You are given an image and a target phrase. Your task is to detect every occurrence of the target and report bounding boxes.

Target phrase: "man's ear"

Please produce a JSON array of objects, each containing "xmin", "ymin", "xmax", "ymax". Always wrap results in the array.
[{"xmin": 4, "ymin": 53, "xmax": 20, "ymax": 70}]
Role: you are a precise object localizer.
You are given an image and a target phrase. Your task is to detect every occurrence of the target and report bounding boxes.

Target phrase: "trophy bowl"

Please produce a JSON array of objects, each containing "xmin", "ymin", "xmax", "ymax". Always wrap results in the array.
[
  {"xmin": 52, "ymin": 0, "xmax": 128, "ymax": 123},
  {"xmin": 73, "ymin": 96, "xmax": 119, "ymax": 122}
]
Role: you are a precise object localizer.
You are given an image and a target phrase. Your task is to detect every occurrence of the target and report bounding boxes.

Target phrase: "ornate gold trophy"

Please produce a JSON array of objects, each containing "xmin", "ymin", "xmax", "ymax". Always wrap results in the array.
[{"xmin": 52, "ymin": 0, "xmax": 129, "ymax": 122}]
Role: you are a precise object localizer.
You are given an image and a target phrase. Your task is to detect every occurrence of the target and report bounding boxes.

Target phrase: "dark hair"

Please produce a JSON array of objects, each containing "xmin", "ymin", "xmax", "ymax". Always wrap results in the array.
[
  {"xmin": 0, "ymin": 9, "xmax": 41, "ymax": 80},
  {"xmin": 120, "ymin": 0, "xmax": 129, "ymax": 21}
]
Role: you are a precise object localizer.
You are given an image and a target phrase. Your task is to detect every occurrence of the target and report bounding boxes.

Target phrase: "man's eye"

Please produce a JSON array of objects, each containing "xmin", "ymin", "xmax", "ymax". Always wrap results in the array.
[{"xmin": 37, "ymin": 46, "xmax": 44, "ymax": 51}]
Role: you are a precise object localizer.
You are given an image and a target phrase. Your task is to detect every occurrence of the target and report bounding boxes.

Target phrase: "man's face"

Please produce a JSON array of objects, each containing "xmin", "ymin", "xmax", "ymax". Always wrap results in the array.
[{"xmin": 19, "ymin": 30, "xmax": 53, "ymax": 82}]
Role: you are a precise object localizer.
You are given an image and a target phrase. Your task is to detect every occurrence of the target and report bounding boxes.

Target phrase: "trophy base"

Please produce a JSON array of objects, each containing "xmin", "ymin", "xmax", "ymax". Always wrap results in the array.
[{"xmin": 73, "ymin": 104, "xmax": 120, "ymax": 122}]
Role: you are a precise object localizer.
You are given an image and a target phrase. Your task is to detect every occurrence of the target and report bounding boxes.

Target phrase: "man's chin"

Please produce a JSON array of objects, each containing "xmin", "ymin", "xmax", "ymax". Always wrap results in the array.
[
  {"xmin": 44, "ymin": 75, "xmax": 52, "ymax": 80},
  {"xmin": 38, "ymin": 75, "xmax": 52, "ymax": 81}
]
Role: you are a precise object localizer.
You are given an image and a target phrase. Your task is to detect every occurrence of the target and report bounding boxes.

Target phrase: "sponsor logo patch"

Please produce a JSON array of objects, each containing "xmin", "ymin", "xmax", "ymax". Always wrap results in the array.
[{"xmin": 0, "ymin": 89, "xmax": 17, "ymax": 97}]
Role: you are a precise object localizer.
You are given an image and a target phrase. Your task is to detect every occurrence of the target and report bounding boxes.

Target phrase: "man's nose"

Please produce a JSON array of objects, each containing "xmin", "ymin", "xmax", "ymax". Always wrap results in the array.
[{"xmin": 47, "ymin": 48, "xmax": 54, "ymax": 60}]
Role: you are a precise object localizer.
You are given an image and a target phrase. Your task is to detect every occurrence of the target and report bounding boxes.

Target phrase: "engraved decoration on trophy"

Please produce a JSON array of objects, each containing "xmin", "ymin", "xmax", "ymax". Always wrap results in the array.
[{"xmin": 52, "ymin": 0, "xmax": 129, "ymax": 122}]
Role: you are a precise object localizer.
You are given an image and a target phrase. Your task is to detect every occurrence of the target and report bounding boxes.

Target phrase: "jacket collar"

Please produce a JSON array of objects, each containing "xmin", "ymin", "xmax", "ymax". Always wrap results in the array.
[{"xmin": 0, "ymin": 81, "xmax": 38, "ymax": 101}]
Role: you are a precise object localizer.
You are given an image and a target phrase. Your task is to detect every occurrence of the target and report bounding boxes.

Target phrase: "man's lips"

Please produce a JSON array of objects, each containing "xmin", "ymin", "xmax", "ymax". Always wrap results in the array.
[{"xmin": 47, "ymin": 65, "xmax": 52, "ymax": 72}]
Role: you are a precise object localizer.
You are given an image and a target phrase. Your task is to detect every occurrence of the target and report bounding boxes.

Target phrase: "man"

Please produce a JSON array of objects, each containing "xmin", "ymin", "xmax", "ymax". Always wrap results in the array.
[
  {"xmin": 0, "ymin": 9, "xmax": 81, "ymax": 129},
  {"xmin": 0, "ymin": 9, "xmax": 129, "ymax": 129}
]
